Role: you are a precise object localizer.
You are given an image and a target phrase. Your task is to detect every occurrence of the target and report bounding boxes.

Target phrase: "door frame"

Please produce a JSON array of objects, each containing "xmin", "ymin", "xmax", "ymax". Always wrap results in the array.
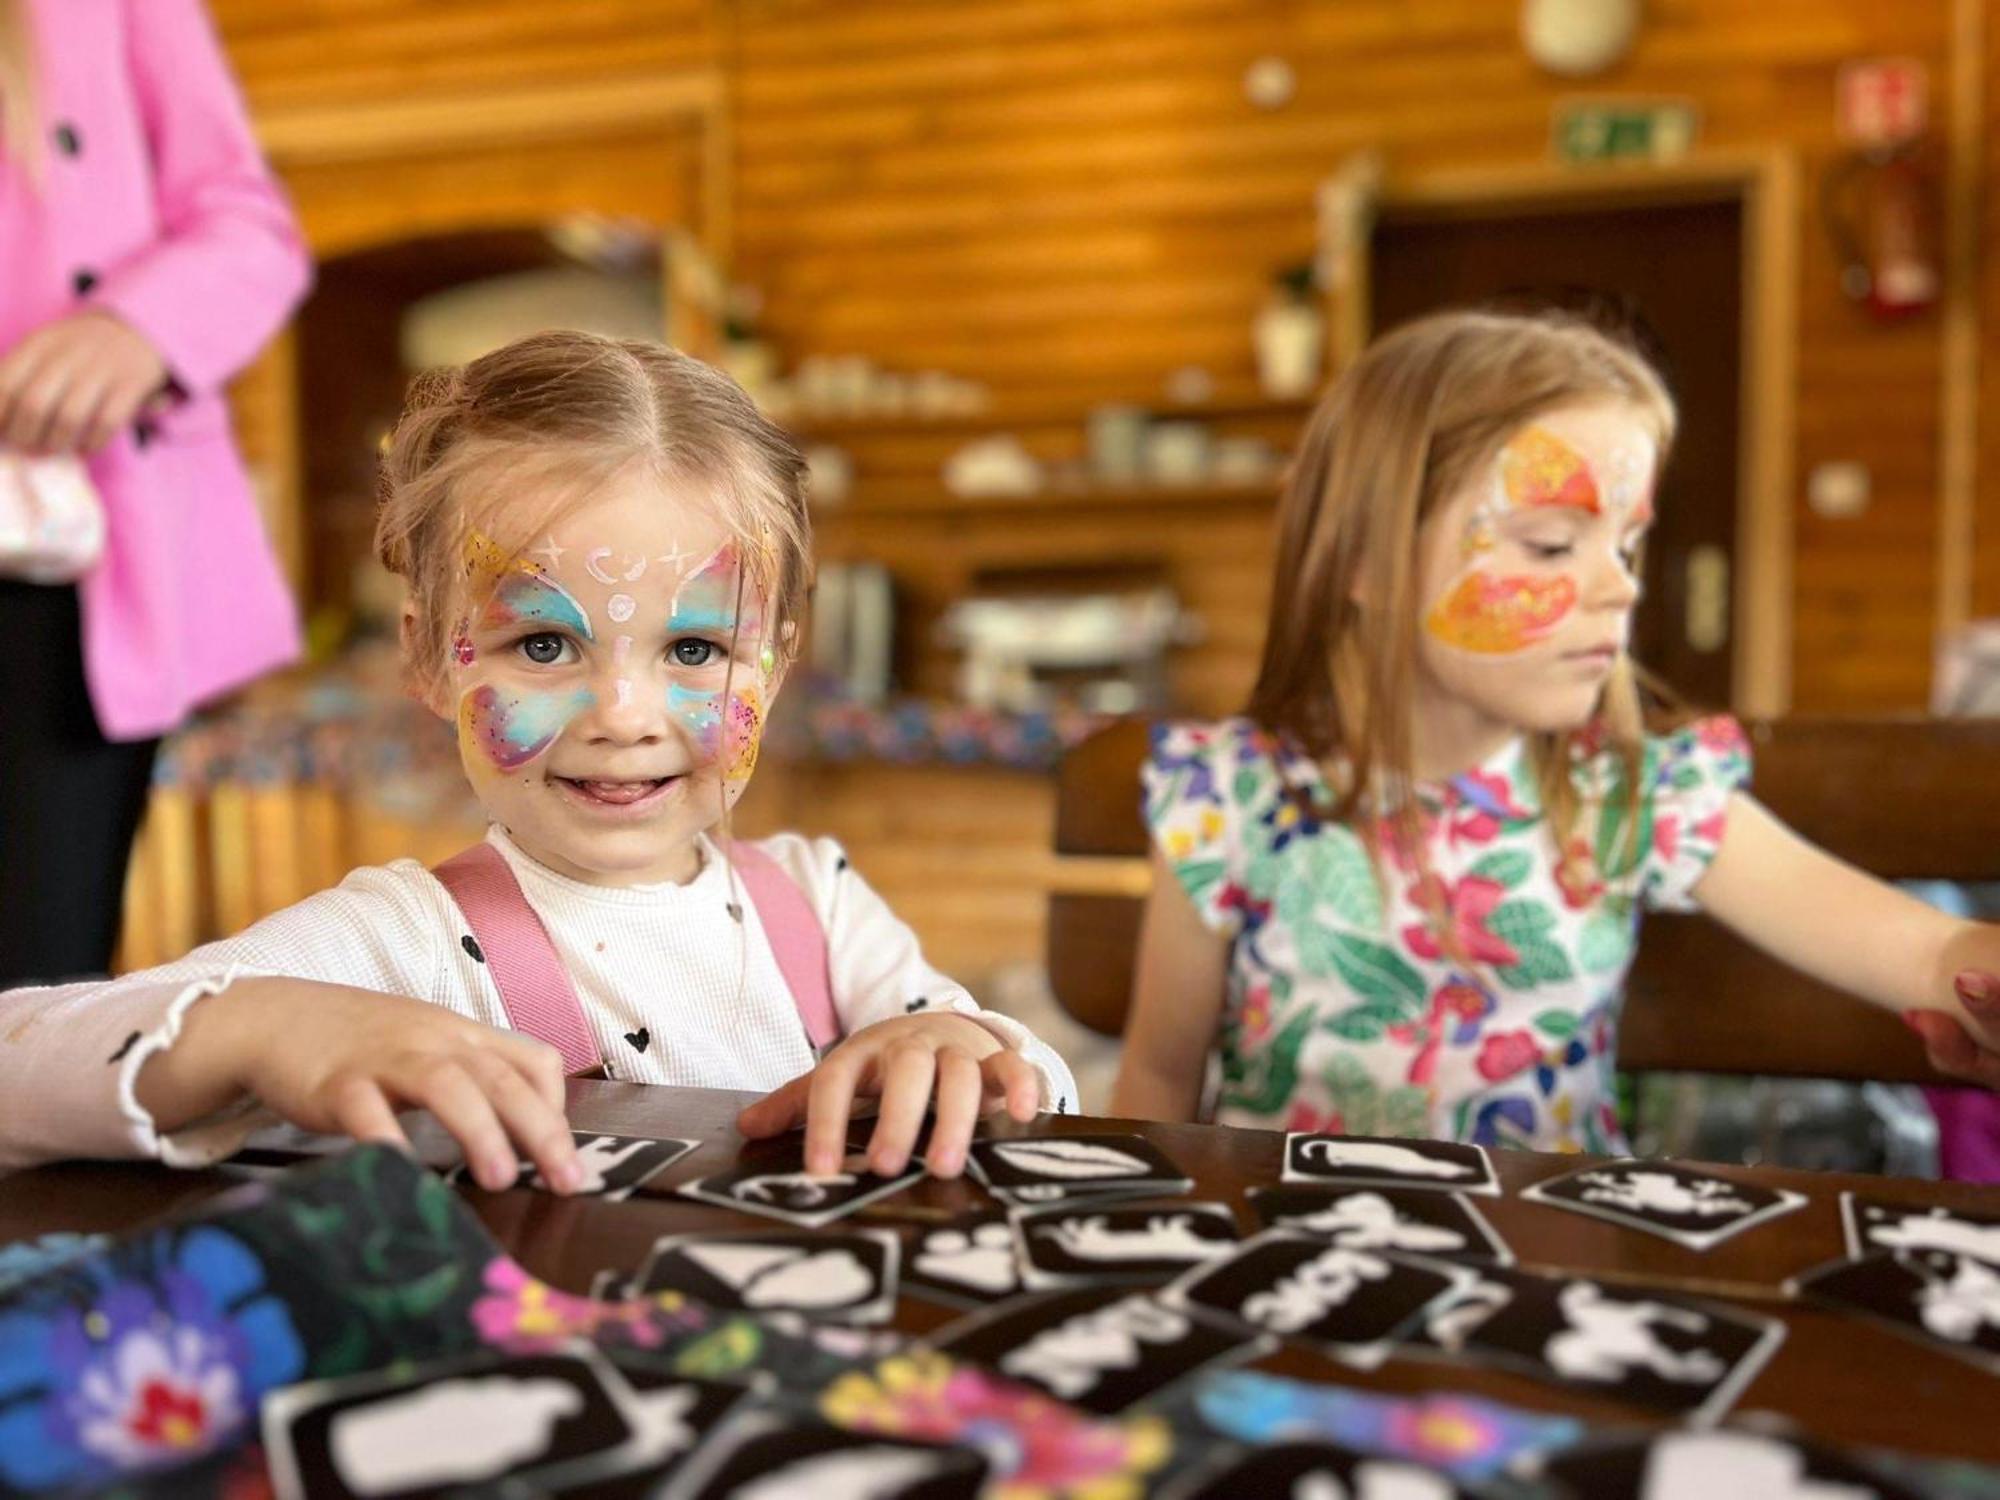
[{"xmin": 1322, "ymin": 150, "xmax": 1799, "ymax": 716}]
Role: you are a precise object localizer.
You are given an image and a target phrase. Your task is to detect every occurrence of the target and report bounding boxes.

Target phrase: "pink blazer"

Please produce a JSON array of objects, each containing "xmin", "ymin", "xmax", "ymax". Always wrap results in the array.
[{"xmin": 1, "ymin": 0, "xmax": 312, "ymax": 741}]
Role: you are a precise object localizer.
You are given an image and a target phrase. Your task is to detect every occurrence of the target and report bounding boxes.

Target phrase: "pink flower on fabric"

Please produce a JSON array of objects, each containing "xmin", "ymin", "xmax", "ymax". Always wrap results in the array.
[
  {"xmin": 1443, "ymin": 770, "xmax": 1530, "ymax": 845},
  {"xmin": 1287, "ymin": 1101, "xmax": 1345, "ymax": 1134},
  {"xmin": 1476, "ymin": 1030, "xmax": 1540, "ymax": 1083},
  {"xmin": 1696, "ymin": 716, "xmax": 1747, "ymax": 754},
  {"xmin": 1239, "ymin": 985, "xmax": 1274, "ymax": 1045},
  {"xmin": 471, "ymin": 1258, "xmax": 672, "ymax": 1352},
  {"xmin": 1694, "ymin": 808, "xmax": 1727, "ymax": 846},
  {"xmin": 1402, "ymin": 875, "xmax": 1519, "ymax": 966},
  {"xmin": 1653, "ymin": 816, "xmax": 1680, "ymax": 866}
]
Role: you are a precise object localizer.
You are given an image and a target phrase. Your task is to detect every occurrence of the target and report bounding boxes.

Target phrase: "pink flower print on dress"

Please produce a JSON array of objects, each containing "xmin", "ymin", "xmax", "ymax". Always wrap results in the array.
[
  {"xmin": 1239, "ymin": 985, "xmax": 1275, "ymax": 1045},
  {"xmin": 1402, "ymin": 874, "xmax": 1520, "ymax": 967},
  {"xmin": 1442, "ymin": 768, "xmax": 1531, "ymax": 845},
  {"xmin": 1476, "ymin": 1029, "xmax": 1541, "ymax": 1083}
]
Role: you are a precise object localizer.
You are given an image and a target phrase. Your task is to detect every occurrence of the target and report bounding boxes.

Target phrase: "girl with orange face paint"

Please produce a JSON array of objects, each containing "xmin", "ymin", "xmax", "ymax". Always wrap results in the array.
[{"xmin": 1115, "ymin": 309, "xmax": 2000, "ymax": 1160}]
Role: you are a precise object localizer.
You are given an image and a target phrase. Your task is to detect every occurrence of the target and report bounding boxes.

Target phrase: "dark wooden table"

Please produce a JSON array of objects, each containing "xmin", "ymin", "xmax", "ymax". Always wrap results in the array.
[{"xmin": 6, "ymin": 1082, "xmax": 2000, "ymax": 1467}]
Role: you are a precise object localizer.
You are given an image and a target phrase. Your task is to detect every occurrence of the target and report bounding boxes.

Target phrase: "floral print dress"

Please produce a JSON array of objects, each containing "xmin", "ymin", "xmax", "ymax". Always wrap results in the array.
[{"xmin": 1142, "ymin": 715, "xmax": 1751, "ymax": 1153}]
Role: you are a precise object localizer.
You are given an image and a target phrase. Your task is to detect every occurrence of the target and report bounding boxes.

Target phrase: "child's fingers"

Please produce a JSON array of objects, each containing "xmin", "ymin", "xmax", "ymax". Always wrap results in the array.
[
  {"xmin": 409, "ymin": 1060, "xmax": 520, "ymax": 1191},
  {"xmin": 736, "ymin": 1070, "xmax": 813, "ymax": 1140},
  {"xmin": 494, "ymin": 1032, "xmax": 568, "ymax": 1112},
  {"xmin": 925, "ymin": 1048, "xmax": 984, "ymax": 1177},
  {"xmin": 1909, "ymin": 1010, "xmax": 2000, "ymax": 1089},
  {"xmin": 804, "ymin": 1047, "xmax": 868, "ymax": 1175},
  {"xmin": 470, "ymin": 1052, "xmax": 583, "ymax": 1194},
  {"xmin": 863, "ymin": 1042, "xmax": 938, "ymax": 1176},
  {"xmin": 325, "ymin": 1075, "xmax": 411, "ymax": 1151},
  {"xmin": 980, "ymin": 1049, "xmax": 1042, "ymax": 1122}
]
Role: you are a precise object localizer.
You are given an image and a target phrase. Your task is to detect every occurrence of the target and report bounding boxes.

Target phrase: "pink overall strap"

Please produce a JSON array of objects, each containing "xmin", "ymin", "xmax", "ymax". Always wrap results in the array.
[
  {"xmin": 728, "ymin": 841, "xmax": 840, "ymax": 1053},
  {"xmin": 433, "ymin": 843, "xmax": 602, "ymax": 1077}
]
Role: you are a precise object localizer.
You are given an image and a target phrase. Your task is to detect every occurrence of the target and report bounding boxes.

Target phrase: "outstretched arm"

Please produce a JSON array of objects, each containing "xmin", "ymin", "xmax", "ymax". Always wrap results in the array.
[
  {"xmin": 1692, "ymin": 791, "xmax": 2000, "ymax": 1085},
  {"xmin": 1110, "ymin": 851, "xmax": 1230, "ymax": 1122}
]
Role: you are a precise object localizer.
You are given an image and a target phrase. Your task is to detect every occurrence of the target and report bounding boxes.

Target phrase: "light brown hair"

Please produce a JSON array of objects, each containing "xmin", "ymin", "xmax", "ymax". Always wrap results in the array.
[
  {"xmin": 0, "ymin": 0, "xmax": 42, "ymax": 180},
  {"xmin": 1246, "ymin": 308, "xmax": 1678, "ymax": 871},
  {"xmin": 375, "ymin": 330, "xmax": 812, "ymax": 709}
]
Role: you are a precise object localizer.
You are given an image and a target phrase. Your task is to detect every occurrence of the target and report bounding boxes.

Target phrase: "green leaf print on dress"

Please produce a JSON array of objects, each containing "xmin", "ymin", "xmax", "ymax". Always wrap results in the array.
[
  {"xmin": 1487, "ymin": 900, "xmax": 1576, "ymax": 988},
  {"xmin": 1322, "ymin": 1053, "xmax": 1429, "ymax": 1139},
  {"xmin": 1305, "ymin": 834, "xmax": 1385, "ymax": 928},
  {"xmin": 1577, "ymin": 903, "xmax": 1635, "ymax": 973},
  {"xmin": 1469, "ymin": 848, "xmax": 1533, "ymax": 889},
  {"xmin": 1220, "ymin": 1006, "xmax": 1312, "ymax": 1116}
]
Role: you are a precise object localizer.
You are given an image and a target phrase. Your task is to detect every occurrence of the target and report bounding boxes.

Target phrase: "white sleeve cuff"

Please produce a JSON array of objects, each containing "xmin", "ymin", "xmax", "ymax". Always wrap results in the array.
[
  {"xmin": 116, "ymin": 963, "xmax": 280, "ymax": 1167},
  {"xmin": 956, "ymin": 1003, "xmax": 1083, "ymax": 1117}
]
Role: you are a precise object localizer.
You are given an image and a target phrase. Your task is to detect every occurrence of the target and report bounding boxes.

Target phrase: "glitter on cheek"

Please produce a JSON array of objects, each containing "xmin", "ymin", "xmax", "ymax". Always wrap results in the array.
[
  {"xmin": 458, "ymin": 685, "xmax": 595, "ymax": 771},
  {"xmin": 724, "ymin": 683, "xmax": 765, "ymax": 782},
  {"xmin": 450, "ymin": 618, "xmax": 476, "ymax": 667},
  {"xmin": 1424, "ymin": 571, "xmax": 1579, "ymax": 654}
]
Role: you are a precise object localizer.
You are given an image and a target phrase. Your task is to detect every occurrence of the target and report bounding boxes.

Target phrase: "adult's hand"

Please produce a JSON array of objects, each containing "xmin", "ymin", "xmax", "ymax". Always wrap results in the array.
[{"xmin": 0, "ymin": 310, "xmax": 170, "ymax": 456}]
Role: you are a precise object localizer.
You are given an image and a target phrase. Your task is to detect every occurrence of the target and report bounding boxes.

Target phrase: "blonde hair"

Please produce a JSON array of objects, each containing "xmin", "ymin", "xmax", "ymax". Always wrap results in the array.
[
  {"xmin": 1247, "ymin": 308, "xmax": 1678, "ymax": 872},
  {"xmin": 0, "ymin": 0, "xmax": 42, "ymax": 180},
  {"xmin": 376, "ymin": 330, "xmax": 812, "ymax": 708}
]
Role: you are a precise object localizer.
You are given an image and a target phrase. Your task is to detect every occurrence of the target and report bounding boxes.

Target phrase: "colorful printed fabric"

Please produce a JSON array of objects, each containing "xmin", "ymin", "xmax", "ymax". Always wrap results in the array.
[
  {"xmin": 1142, "ymin": 716, "xmax": 1751, "ymax": 1151},
  {"xmin": 1179, "ymin": 1370, "xmax": 1579, "ymax": 1484},
  {"xmin": 819, "ymin": 1351, "xmax": 1172, "ymax": 1500}
]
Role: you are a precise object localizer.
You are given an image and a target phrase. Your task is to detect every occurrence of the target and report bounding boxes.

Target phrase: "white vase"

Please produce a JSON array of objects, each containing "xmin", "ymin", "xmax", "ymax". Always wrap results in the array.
[{"xmin": 1254, "ymin": 297, "xmax": 1324, "ymax": 399}]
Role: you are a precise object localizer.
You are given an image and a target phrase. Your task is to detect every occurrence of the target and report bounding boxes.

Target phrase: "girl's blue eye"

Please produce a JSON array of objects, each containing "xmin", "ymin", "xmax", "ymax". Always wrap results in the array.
[
  {"xmin": 672, "ymin": 639, "xmax": 718, "ymax": 668},
  {"xmin": 519, "ymin": 633, "xmax": 569, "ymax": 665}
]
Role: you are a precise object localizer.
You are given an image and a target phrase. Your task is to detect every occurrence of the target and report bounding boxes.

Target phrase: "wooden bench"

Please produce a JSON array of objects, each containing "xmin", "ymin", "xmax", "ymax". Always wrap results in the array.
[{"xmin": 1048, "ymin": 717, "xmax": 2000, "ymax": 1086}]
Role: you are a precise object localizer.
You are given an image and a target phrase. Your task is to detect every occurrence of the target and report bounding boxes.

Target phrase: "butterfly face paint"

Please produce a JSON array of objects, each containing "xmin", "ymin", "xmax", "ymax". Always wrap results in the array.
[
  {"xmin": 479, "ymin": 567, "xmax": 595, "ymax": 642},
  {"xmin": 1425, "ymin": 573, "xmax": 1579, "ymax": 654},
  {"xmin": 664, "ymin": 543, "xmax": 774, "ymax": 784},
  {"xmin": 459, "ymin": 685, "xmax": 596, "ymax": 771}
]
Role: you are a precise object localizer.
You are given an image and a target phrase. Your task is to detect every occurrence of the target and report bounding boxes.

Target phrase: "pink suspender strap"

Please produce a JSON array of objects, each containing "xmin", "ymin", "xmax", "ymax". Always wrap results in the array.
[
  {"xmin": 727, "ymin": 841, "xmax": 841, "ymax": 1054},
  {"xmin": 432, "ymin": 842, "xmax": 602, "ymax": 1077}
]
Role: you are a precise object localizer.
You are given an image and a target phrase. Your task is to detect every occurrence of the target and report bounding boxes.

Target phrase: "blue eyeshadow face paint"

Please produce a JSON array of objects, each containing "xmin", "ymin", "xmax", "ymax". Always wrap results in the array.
[
  {"xmin": 667, "ymin": 544, "xmax": 741, "ymax": 635},
  {"xmin": 668, "ymin": 682, "xmax": 723, "ymax": 760},
  {"xmin": 460, "ymin": 685, "xmax": 596, "ymax": 771},
  {"xmin": 480, "ymin": 568, "xmax": 596, "ymax": 642}
]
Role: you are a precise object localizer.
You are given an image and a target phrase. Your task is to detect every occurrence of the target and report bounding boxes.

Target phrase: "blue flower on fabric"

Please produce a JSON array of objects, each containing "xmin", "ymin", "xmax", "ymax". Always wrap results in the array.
[
  {"xmin": 1149, "ymin": 723, "xmax": 1220, "ymax": 805},
  {"xmin": 0, "ymin": 1228, "xmax": 304, "ymax": 1492},
  {"xmin": 1469, "ymin": 1096, "xmax": 1539, "ymax": 1149},
  {"xmin": 1257, "ymin": 794, "xmax": 1324, "ymax": 854}
]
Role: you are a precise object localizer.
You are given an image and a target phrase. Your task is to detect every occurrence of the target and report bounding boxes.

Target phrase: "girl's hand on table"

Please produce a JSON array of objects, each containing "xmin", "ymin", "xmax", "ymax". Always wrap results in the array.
[
  {"xmin": 138, "ymin": 977, "xmax": 586, "ymax": 1192},
  {"xmin": 737, "ymin": 1012, "xmax": 1041, "ymax": 1179}
]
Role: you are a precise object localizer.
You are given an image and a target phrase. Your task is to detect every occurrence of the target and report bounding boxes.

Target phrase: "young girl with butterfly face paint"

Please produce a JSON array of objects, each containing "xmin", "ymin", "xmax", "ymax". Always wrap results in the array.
[
  {"xmin": 0, "ymin": 332, "xmax": 1075, "ymax": 1186},
  {"xmin": 1114, "ymin": 310, "xmax": 2000, "ymax": 1151}
]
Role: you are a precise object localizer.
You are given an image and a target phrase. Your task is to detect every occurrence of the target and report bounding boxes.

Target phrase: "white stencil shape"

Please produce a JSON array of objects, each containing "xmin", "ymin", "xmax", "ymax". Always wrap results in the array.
[
  {"xmin": 1910, "ymin": 1252, "xmax": 2000, "ymax": 1344},
  {"xmin": 733, "ymin": 1447, "xmax": 954, "ymax": 1500},
  {"xmin": 1286, "ymin": 1194, "xmax": 1471, "ymax": 1254},
  {"xmin": 993, "ymin": 1141, "xmax": 1153, "ymax": 1180},
  {"xmin": 1868, "ymin": 1212, "xmax": 2000, "ymax": 1265},
  {"xmin": 566, "ymin": 1136, "xmax": 672, "ymax": 1194},
  {"xmin": 1299, "ymin": 1141, "xmax": 1473, "ymax": 1180},
  {"xmin": 1544, "ymin": 1283, "xmax": 1723, "ymax": 1384},
  {"xmin": 917, "ymin": 1223, "xmax": 1017, "ymax": 1293},
  {"xmin": 329, "ymin": 1377, "xmax": 583, "ymax": 1493},
  {"xmin": 1639, "ymin": 1431, "xmax": 1875, "ymax": 1500},
  {"xmin": 1577, "ymin": 1170, "xmax": 1752, "ymax": 1219},
  {"xmin": 626, "ymin": 1384, "xmax": 700, "ymax": 1463},
  {"xmin": 1241, "ymin": 1248, "xmax": 1392, "ymax": 1333},
  {"xmin": 732, "ymin": 1171, "xmax": 858, "ymax": 1209},
  {"xmin": 1034, "ymin": 1213, "xmax": 1228, "ymax": 1264},
  {"xmin": 1000, "ymin": 1298, "xmax": 1191, "ymax": 1400},
  {"xmin": 680, "ymin": 1244, "xmax": 874, "ymax": 1309}
]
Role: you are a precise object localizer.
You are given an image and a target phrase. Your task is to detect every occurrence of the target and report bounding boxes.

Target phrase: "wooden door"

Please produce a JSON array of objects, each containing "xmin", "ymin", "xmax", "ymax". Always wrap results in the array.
[{"xmin": 1368, "ymin": 196, "xmax": 1744, "ymax": 708}]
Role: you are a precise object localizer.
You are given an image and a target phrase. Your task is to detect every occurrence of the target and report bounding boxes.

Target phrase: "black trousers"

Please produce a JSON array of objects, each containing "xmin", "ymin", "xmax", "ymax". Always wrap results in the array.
[{"xmin": 0, "ymin": 581, "xmax": 160, "ymax": 986}]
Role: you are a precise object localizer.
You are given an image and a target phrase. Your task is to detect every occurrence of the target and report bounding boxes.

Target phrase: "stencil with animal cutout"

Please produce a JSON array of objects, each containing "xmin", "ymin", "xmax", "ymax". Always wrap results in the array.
[
  {"xmin": 659, "ymin": 1409, "xmax": 989, "ymax": 1500},
  {"xmin": 1792, "ymin": 1247, "xmax": 2000, "ymax": 1374},
  {"xmin": 1531, "ymin": 1428, "xmax": 1928, "ymax": 1500},
  {"xmin": 450, "ymin": 1132, "xmax": 697, "ymax": 1201},
  {"xmin": 262, "ymin": 1347, "xmax": 641, "ymax": 1500},
  {"xmin": 901, "ymin": 1211, "xmax": 1025, "ymax": 1308},
  {"xmin": 967, "ymin": 1135, "xmax": 1193, "ymax": 1206},
  {"xmin": 1160, "ymin": 1230, "xmax": 1473, "ymax": 1369},
  {"xmin": 1249, "ymin": 1185, "xmax": 1512, "ymax": 1264},
  {"xmin": 1451, "ymin": 1265, "xmax": 1784, "ymax": 1421},
  {"xmin": 1282, "ymin": 1134, "xmax": 1500, "ymax": 1195},
  {"xmin": 1013, "ymin": 1200, "xmax": 1240, "ymax": 1288},
  {"xmin": 533, "ymin": 1362, "xmax": 754, "ymax": 1498},
  {"xmin": 675, "ymin": 1148, "xmax": 923, "ymax": 1227},
  {"xmin": 633, "ymin": 1230, "xmax": 899, "ymax": 1324},
  {"xmin": 1841, "ymin": 1193, "xmax": 2000, "ymax": 1266},
  {"xmin": 929, "ymin": 1286, "xmax": 1271, "ymax": 1415},
  {"xmin": 1520, "ymin": 1161, "xmax": 1805, "ymax": 1250}
]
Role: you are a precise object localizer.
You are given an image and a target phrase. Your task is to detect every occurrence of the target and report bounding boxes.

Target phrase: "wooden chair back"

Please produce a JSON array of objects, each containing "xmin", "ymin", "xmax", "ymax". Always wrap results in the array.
[{"xmin": 1048, "ymin": 717, "xmax": 2000, "ymax": 1085}]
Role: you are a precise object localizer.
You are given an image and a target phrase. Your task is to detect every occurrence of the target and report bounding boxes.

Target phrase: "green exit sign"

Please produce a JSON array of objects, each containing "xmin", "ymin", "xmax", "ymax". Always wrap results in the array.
[{"xmin": 1553, "ymin": 100, "xmax": 1700, "ymax": 163}]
